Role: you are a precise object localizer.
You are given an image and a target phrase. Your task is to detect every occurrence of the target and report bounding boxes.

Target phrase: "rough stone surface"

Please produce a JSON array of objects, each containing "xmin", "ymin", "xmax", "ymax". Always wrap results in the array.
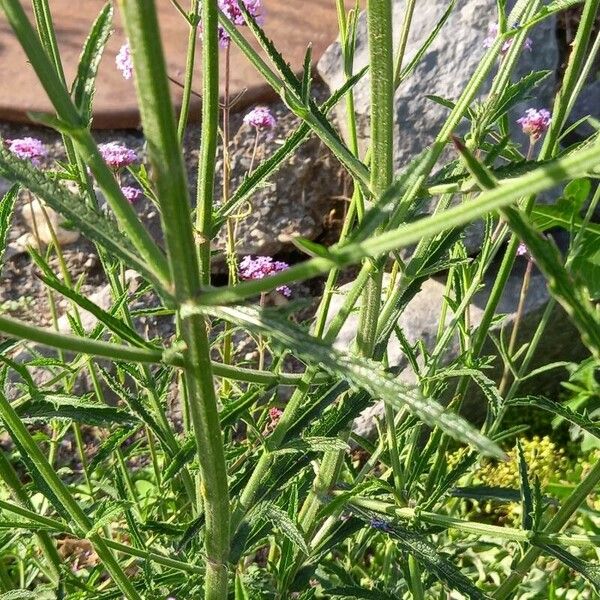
[
  {"xmin": 567, "ymin": 79, "xmax": 600, "ymax": 137},
  {"xmin": 318, "ymin": 0, "xmax": 558, "ymax": 167},
  {"xmin": 20, "ymin": 192, "xmax": 81, "ymax": 247},
  {"xmin": 0, "ymin": 0, "xmax": 349, "ymax": 129},
  {"xmin": 213, "ymin": 115, "xmax": 343, "ymax": 257},
  {"xmin": 328, "ymin": 259, "xmax": 586, "ymax": 439}
]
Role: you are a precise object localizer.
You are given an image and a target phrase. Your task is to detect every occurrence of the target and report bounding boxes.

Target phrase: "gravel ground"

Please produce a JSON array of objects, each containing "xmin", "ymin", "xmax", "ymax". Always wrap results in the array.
[{"xmin": 0, "ymin": 82, "xmax": 348, "ymax": 330}]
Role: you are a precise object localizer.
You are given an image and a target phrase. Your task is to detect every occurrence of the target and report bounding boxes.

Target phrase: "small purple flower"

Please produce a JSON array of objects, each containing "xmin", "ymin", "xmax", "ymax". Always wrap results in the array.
[
  {"xmin": 517, "ymin": 108, "xmax": 551, "ymax": 140},
  {"xmin": 121, "ymin": 186, "xmax": 143, "ymax": 203},
  {"xmin": 483, "ymin": 23, "xmax": 532, "ymax": 55},
  {"xmin": 116, "ymin": 42, "xmax": 133, "ymax": 80},
  {"xmin": 243, "ymin": 106, "xmax": 276, "ymax": 131},
  {"xmin": 202, "ymin": 0, "xmax": 263, "ymax": 48},
  {"xmin": 516, "ymin": 242, "xmax": 530, "ymax": 258},
  {"xmin": 7, "ymin": 137, "xmax": 47, "ymax": 164},
  {"xmin": 239, "ymin": 255, "xmax": 291, "ymax": 297},
  {"xmin": 219, "ymin": 0, "xmax": 262, "ymax": 25},
  {"xmin": 98, "ymin": 142, "xmax": 137, "ymax": 170}
]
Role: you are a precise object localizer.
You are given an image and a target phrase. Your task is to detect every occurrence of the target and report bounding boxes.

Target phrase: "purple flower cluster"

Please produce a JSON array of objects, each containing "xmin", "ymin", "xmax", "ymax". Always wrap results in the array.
[
  {"xmin": 483, "ymin": 23, "xmax": 533, "ymax": 55},
  {"xmin": 204, "ymin": 0, "xmax": 263, "ymax": 48},
  {"xmin": 517, "ymin": 108, "xmax": 551, "ymax": 140},
  {"xmin": 516, "ymin": 242, "xmax": 529, "ymax": 257},
  {"xmin": 7, "ymin": 137, "xmax": 47, "ymax": 164},
  {"xmin": 239, "ymin": 255, "xmax": 291, "ymax": 297},
  {"xmin": 121, "ymin": 185, "xmax": 143, "ymax": 203},
  {"xmin": 98, "ymin": 142, "xmax": 137, "ymax": 170},
  {"xmin": 243, "ymin": 106, "xmax": 276, "ymax": 130},
  {"xmin": 116, "ymin": 42, "xmax": 133, "ymax": 80}
]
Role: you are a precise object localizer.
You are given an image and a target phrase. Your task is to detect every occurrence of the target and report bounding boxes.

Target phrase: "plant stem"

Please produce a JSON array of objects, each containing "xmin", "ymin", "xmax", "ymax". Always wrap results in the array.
[
  {"xmin": 499, "ymin": 256, "xmax": 533, "ymax": 395},
  {"xmin": 356, "ymin": 0, "xmax": 394, "ymax": 358},
  {"xmin": 177, "ymin": 0, "xmax": 201, "ymax": 143},
  {"xmin": 118, "ymin": 3, "xmax": 229, "ymax": 597},
  {"xmin": 195, "ymin": 0, "xmax": 221, "ymax": 284},
  {"xmin": 494, "ymin": 458, "xmax": 600, "ymax": 598}
]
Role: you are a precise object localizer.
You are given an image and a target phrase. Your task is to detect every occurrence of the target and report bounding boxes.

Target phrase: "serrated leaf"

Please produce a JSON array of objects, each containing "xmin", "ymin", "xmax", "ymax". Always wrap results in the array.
[
  {"xmin": 351, "ymin": 507, "xmax": 491, "ymax": 599},
  {"xmin": 488, "ymin": 70, "xmax": 551, "ymax": 124},
  {"xmin": 190, "ymin": 303, "xmax": 504, "ymax": 458},
  {"xmin": 450, "ymin": 486, "xmax": 522, "ymax": 503},
  {"xmin": 535, "ymin": 543, "xmax": 600, "ymax": 593},
  {"xmin": 0, "ymin": 146, "xmax": 162, "ymax": 289},
  {"xmin": 71, "ymin": 3, "xmax": 113, "ymax": 122},
  {"xmin": 508, "ymin": 395, "xmax": 600, "ymax": 440},
  {"xmin": 86, "ymin": 500, "xmax": 130, "ymax": 536},
  {"xmin": 0, "ymin": 184, "xmax": 18, "ymax": 264},
  {"xmin": 88, "ymin": 426, "xmax": 140, "ymax": 473},
  {"xmin": 276, "ymin": 436, "xmax": 349, "ymax": 455},
  {"xmin": 16, "ymin": 394, "xmax": 136, "ymax": 426},
  {"xmin": 516, "ymin": 439, "xmax": 533, "ymax": 530},
  {"xmin": 255, "ymin": 502, "xmax": 309, "ymax": 556},
  {"xmin": 327, "ymin": 587, "xmax": 397, "ymax": 599}
]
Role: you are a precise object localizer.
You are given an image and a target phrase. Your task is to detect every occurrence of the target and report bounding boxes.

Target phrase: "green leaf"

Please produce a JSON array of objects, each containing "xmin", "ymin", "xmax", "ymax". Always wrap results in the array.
[
  {"xmin": 351, "ymin": 507, "xmax": 491, "ymax": 599},
  {"xmin": 16, "ymin": 394, "xmax": 136, "ymax": 426},
  {"xmin": 488, "ymin": 70, "xmax": 551, "ymax": 124},
  {"xmin": 535, "ymin": 543, "xmax": 600, "ymax": 593},
  {"xmin": 0, "ymin": 184, "xmax": 18, "ymax": 264},
  {"xmin": 529, "ymin": 204, "xmax": 600, "ymax": 235},
  {"xmin": 0, "ymin": 148, "xmax": 163, "ymax": 290},
  {"xmin": 516, "ymin": 439, "xmax": 534, "ymax": 530},
  {"xmin": 86, "ymin": 500, "xmax": 130, "ymax": 536},
  {"xmin": 572, "ymin": 233, "xmax": 600, "ymax": 300},
  {"xmin": 301, "ymin": 43, "xmax": 312, "ymax": 104},
  {"xmin": 189, "ymin": 303, "xmax": 505, "ymax": 458},
  {"xmin": 88, "ymin": 426, "xmax": 140, "ymax": 473},
  {"xmin": 327, "ymin": 587, "xmax": 397, "ymax": 599},
  {"xmin": 275, "ymin": 436, "xmax": 349, "ymax": 455},
  {"xmin": 450, "ymin": 486, "xmax": 522, "ymax": 503},
  {"xmin": 507, "ymin": 395, "xmax": 600, "ymax": 440},
  {"xmin": 290, "ymin": 237, "xmax": 332, "ymax": 259},
  {"xmin": 71, "ymin": 3, "xmax": 113, "ymax": 123},
  {"xmin": 503, "ymin": 205, "xmax": 600, "ymax": 357},
  {"xmin": 254, "ymin": 502, "xmax": 309, "ymax": 556}
]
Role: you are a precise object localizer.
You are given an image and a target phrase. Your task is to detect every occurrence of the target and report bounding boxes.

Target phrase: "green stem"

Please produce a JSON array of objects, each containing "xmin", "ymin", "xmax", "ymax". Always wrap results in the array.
[
  {"xmin": 356, "ymin": 0, "xmax": 393, "ymax": 358},
  {"xmin": 493, "ymin": 458, "xmax": 600, "ymax": 598},
  {"xmin": 117, "ymin": 3, "xmax": 229, "ymax": 598},
  {"xmin": 195, "ymin": 0, "xmax": 221, "ymax": 284},
  {"xmin": 0, "ymin": 0, "xmax": 171, "ymax": 290},
  {"xmin": 0, "ymin": 390, "xmax": 140, "ymax": 599},
  {"xmin": 177, "ymin": 0, "xmax": 201, "ymax": 143}
]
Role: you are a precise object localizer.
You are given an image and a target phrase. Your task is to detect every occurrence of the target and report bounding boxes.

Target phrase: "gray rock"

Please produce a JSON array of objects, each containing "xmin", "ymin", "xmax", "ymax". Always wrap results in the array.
[
  {"xmin": 318, "ymin": 0, "xmax": 557, "ymax": 167},
  {"xmin": 567, "ymin": 79, "xmax": 600, "ymax": 138},
  {"xmin": 317, "ymin": 0, "xmax": 558, "ymax": 255},
  {"xmin": 328, "ymin": 261, "xmax": 585, "ymax": 438},
  {"xmin": 213, "ymin": 113, "xmax": 343, "ymax": 259}
]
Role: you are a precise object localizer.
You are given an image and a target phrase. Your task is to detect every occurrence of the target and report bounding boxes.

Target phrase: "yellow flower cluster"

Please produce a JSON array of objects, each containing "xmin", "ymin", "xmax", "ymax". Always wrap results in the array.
[{"xmin": 478, "ymin": 436, "xmax": 566, "ymax": 490}]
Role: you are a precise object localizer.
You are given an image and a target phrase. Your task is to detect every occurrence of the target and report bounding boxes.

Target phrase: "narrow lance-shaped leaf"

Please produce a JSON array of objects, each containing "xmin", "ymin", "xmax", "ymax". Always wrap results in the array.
[
  {"xmin": 453, "ymin": 134, "xmax": 600, "ymax": 358},
  {"xmin": 183, "ymin": 302, "xmax": 505, "ymax": 459},
  {"xmin": 196, "ymin": 134, "xmax": 600, "ymax": 306},
  {"xmin": 71, "ymin": 2, "xmax": 113, "ymax": 122},
  {"xmin": 0, "ymin": 147, "xmax": 165, "ymax": 292},
  {"xmin": 0, "ymin": 184, "xmax": 18, "ymax": 264}
]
